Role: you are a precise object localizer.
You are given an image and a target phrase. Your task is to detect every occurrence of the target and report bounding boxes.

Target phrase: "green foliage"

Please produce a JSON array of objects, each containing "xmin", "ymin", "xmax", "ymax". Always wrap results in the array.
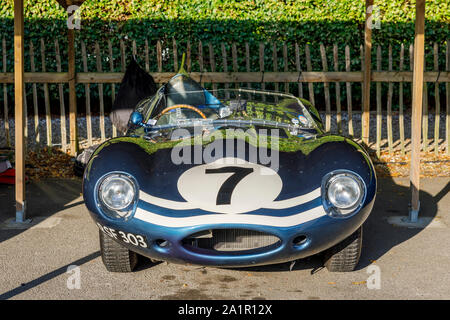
[{"xmin": 0, "ymin": 0, "xmax": 449, "ymax": 114}]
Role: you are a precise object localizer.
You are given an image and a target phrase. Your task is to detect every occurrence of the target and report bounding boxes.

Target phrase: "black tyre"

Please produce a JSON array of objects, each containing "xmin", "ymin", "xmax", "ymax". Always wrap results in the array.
[
  {"xmin": 99, "ymin": 230, "xmax": 138, "ymax": 272},
  {"xmin": 323, "ymin": 226, "xmax": 363, "ymax": 272}
]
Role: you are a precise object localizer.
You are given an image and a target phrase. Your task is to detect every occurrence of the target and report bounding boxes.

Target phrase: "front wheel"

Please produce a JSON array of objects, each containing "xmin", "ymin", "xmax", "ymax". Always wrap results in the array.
[
  {"xmin": 323, "ymin": 226, "xmax": 363, "ymax": 272},
  {"xmin": 99, "ymin": 230, "xmax": 138, "ymax": 272}
]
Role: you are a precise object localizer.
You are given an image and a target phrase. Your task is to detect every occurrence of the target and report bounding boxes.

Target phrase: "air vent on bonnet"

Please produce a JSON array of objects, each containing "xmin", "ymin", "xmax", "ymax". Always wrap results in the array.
[{"xmin": 182, "ymin": 229, "xmax": 281, "ymax": 252}]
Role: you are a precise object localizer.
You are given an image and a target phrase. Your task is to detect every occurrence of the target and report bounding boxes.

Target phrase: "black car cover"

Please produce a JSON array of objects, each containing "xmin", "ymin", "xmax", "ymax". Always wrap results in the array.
[
  {"xmin": 110, "ymin": 59, "xmax": 157, "ymax": 134},
  {"xmin": 74, "ymin": 60, "xmax": 157, "ymax": 177}
]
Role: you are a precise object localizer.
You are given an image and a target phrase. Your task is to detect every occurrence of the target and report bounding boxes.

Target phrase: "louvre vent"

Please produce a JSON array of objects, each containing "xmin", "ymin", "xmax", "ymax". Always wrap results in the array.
[{"xmin": 183, "ymin": 229, "xmax": 281, "ymax": 252}]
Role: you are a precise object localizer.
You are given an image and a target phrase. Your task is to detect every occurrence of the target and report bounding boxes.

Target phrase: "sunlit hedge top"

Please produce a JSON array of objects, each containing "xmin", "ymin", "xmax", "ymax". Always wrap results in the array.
[
  {"xmin": 0, "ymin": 0, "xmax": 448, "ymax": 45},
  {"xmin": 1, "ymin": 0, "xmax": 449, "ymax": 22}
]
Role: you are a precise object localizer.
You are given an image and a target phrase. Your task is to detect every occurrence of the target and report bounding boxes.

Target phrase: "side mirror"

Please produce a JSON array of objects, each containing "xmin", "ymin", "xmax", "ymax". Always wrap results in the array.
[{"xmin": 130, "ymin": 111, "xmax": 143, "ymax": 125}]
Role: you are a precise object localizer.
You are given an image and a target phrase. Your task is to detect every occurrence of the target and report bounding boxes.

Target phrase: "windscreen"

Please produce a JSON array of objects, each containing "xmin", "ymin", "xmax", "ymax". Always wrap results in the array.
[{"xmin": 146, "ymin": 88, "xmax": 315, "ymax": 130}]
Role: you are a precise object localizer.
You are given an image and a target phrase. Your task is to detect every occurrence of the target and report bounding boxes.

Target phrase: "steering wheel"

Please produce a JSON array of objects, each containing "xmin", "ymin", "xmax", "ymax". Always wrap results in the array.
[{"xmin": 155, "ymin": 104, "xmax": 207, "ymax": 120}]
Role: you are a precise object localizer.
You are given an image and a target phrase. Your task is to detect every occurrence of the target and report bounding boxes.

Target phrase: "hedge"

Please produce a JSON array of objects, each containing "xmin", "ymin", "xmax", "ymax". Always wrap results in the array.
[{"xmin": 0, "ymin": 0, "xmax": 449, "ymax": 113}]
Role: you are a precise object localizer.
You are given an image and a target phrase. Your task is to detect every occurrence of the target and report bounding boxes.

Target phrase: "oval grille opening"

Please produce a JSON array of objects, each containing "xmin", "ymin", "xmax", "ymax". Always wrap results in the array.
[
  {"xmin": 183, "ymin": 229, "xmax": 281, "ymax": 252},
  {"xmin": 293, "ymin": 235, "xmax": 308, "ymax": 246}
]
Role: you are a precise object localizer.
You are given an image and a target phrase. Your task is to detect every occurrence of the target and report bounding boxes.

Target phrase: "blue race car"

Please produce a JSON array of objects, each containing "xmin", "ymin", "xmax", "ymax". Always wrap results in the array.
[{"xmin": 83, "ymin": 70, "xmax": 376, "ymax": 273}]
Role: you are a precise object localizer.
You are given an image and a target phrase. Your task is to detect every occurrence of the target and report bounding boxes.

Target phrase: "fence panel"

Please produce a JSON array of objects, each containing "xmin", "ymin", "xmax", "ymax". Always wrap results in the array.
[{"xmin": 0, "ymin": 38, "xmax": 449, "ymax": 157}]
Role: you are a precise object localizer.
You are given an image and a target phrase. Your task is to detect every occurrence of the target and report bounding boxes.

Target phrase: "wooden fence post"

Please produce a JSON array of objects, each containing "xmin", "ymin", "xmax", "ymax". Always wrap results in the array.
[
  {"xmin": 422, "ymin": 54, "xmax": 429, "ymax": 152},
  {"xmin": 132, "ymin": 40, "xmax": 137, "ymax": 58},
  {"xmin": 81, "ymin": 40, "xmax": 92, "ymax": 146},
  {"xmin": 55, "ymin": 39, "xmax": 67, "ymax": 151},
  {"xmin": 198, "ymin": 41, "xmax": 204, "ymax": 86},
  {"xmin": 3, "ymin": 38, "xmax": 10, "ymax": 147},
  {"xmin": 305, "ymin": 44, "xmax": 314, "ymax": 106},
  {"xmin": 208, "ymin": 43, "xmax": 217, "ymax": 92},
  {"xmin": 29, "ymin": 41, "xmax": 40, "ymax": 145},
  {"xmin": 376, "ymin": 45, "xmax": 382, "ymax": 157},
  {"xmin": 95, "ymin": 42, "xmax": 106, "ymax": 142},
  {"xmin": 433, "ymin": 43, "xmax": 440, "ymax": 155},
  {"xmin": 409, "ymin": 0, "xmax": 425, "ymax": 220},
  {"xmin": 108, "ymin": 40, "xmax": 117, "ymax": 138},
  {"xmin": 295, "ymin": 43, "xmax": 303, "ymax": 99},
  {"xmin": 40, "ymin": 39, "xmax": 52, "ymax": 147},
  {"xmin": 232, "ymin": 43, "xmax": 238, "ymax": 89},
  {"xmin": 156, "ymin": 40, "xmax": 162, "ymax": 73},
  {"xmin": 345, "ymin": 45, "xmax": 354, "ymax": 137},
  {"xmin": 144, "ymin": 39, "xmax": 149, "ymax": 73},
  {"xmin": 283, "ymin": 43, "xmax": 289, "ymax": 94},
  {"xmin": 399, "ymin": 43, "xmax": 406, "ymax": 155},
  {"xmin": 320, "ymin": 43, "xmax": 331, "ymax": 131},
  {"xmin": 68, "ymin": 27, "xmax": 78, "ymax": 156},
  {"xmin": 173, "ymin": 38, "xmax": 178, "ymax": 72},
  {"xmin": 245, "ymin": 42, "xmax": 251, "ymax": 89},
  {"xmin": 14, "ymin": 0, "xmax": 26, "ymax": 221},
  {"xmin": 222, "ymin": 43, "xmax": 229, "ymax": 98},
  {"xmin": 272, "ymin": 42, "xmax": 279, "ymax": 97},
  {"xmin": 120, "ymin": 39, "xmax": 126, "ymax": 73},
  {"xmin": 186, "ymin": 40, "xmax": 191, "ymax": 73},
  {"xmin": 333, "ymin": 44, "xmax": 342, "ymax": 133},
  {"xmin": 259, "ymin": 42, "xmax": 265, "ymax": 95},
  {"xmin": 387, "ymin": 45, "xmax": 394, "ymax": 154},
  {"xmin": 362, "ymin": 0, "xmax": 373, "ymax": 146}
]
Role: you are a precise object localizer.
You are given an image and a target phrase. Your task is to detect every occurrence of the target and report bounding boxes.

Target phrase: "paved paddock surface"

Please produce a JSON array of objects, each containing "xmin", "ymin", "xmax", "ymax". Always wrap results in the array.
[{"xmin": 0, "ymin": 177, "xmax": 449, "ymax": 300}]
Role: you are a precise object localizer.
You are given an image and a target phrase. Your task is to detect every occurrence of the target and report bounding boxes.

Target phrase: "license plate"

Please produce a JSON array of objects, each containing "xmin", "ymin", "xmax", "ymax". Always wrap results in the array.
[{"xmin": 97, "ymin": 223, "xmax": 148, "ymax": 248}]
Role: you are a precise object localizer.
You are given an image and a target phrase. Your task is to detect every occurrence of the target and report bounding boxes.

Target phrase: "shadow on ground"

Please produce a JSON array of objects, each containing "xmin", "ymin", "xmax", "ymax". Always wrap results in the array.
[
  {"xmin": 0, "ymin": 178, "xmax": 83, "ymax": 244},
  {"xmin": 0, "ymin": 251, "xmax": 100, "ymax": 300}
]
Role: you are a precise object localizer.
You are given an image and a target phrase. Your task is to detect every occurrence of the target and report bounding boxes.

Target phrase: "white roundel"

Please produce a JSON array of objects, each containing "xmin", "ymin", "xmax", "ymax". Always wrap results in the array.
[{"xmin": 177, "ymin": 158, "xmax": 283, "ymax": 214}]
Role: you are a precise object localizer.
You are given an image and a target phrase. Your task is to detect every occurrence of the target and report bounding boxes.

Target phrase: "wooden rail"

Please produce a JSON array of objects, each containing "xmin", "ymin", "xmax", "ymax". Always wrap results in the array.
[{"xmin": 0, "ymin": 71, "xmax": 449, "ymax": 84}]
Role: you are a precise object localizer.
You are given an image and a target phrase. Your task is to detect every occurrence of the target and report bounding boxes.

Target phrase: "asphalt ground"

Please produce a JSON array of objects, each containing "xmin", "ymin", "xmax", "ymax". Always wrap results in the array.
[{"xmin": 0, "ymin": 177, "xmax": 449, "ymax": 300}]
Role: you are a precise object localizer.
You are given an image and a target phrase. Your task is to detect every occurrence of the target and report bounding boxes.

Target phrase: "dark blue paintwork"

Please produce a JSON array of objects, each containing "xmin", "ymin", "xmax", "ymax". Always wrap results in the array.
[{"xmin": 83, "ymin": 132, "xmax": 376, "ymax": 267}]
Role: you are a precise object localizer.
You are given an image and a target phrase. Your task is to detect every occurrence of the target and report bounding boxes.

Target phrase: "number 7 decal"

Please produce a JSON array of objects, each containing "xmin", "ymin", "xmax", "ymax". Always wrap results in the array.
[{"xmin": 205, "ymin": 166, "xmax": 254, "ymax": 205}]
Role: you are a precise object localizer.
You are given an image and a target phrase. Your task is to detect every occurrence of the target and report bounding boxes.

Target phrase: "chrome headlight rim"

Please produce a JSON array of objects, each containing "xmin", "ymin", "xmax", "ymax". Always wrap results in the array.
[
  {"xmin": 321, "ymin": 170, "xmax": 366, "ymax": 218},
  {"xmin": 95, "ymin": 171, "xmax": 139, "ymax": 220}
]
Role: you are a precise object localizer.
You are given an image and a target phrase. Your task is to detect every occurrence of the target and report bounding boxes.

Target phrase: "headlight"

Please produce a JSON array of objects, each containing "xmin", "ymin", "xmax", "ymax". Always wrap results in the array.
[
  {"xmin": 322, "ymin": 171, "xmax": 365, "ymax": 217},
  {"xmin": 97, "ymin": 173, "xmax": 138, "ymax": 219}
]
